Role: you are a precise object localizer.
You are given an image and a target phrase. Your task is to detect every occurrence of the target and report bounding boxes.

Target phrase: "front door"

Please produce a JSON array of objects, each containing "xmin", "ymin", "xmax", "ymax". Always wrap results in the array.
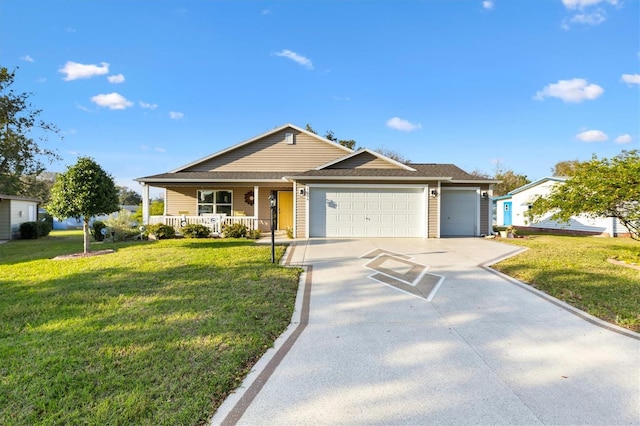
[
  {"xmin": 277, "ymin": 191, "xmax": 293, "ymax": 230},
  {"xmin": 503, "ymin": 202, "xmax": 512, "ymax": 226}
]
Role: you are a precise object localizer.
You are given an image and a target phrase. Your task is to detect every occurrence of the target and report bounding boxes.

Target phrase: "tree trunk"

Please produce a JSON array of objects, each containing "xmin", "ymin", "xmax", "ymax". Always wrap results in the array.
[{"xmin": 83, "ymin": 219, "xmax": 91, "ymax": 253}]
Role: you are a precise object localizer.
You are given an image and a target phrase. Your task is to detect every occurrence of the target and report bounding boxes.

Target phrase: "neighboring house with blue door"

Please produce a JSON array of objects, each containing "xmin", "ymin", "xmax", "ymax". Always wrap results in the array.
[{"xmin": 493, "ymin": 177, "xmax": 626, "ymax": 237}]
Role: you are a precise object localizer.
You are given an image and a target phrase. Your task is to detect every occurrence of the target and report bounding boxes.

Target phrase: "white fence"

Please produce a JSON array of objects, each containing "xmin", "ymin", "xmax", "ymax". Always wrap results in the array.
[{"xmin": 149, "ymin": 215, "xmax": 257, "ymax": 235}]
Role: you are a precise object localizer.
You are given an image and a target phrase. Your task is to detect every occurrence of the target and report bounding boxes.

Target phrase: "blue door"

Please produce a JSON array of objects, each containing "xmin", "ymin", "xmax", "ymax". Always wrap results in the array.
[{"xmin": 503, "ymin": 202, "xmax": 512, "ymax": 226}]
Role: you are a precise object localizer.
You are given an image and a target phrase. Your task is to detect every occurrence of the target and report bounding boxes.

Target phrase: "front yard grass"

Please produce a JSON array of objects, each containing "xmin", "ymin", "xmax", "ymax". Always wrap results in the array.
[
  {"xmin": 0, "ymin": 231, "xmax": 301, "ymax": 425},
  {"xmin": 493, "ymin": 234, "xmax": 640, "ymax": 332}
]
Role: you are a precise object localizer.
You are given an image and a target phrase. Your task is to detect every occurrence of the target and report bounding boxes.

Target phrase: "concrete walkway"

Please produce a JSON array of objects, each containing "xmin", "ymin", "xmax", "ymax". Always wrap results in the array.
[{"xmin": 212, "ymin": 238, "xmax": 640, "ymax": 425}]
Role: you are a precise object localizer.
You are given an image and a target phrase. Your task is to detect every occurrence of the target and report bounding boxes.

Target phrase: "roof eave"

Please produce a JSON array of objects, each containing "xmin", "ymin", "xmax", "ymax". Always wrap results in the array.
[{"xmin": 136, "ymin": 178, "xmax": 288, "ymax": 184}]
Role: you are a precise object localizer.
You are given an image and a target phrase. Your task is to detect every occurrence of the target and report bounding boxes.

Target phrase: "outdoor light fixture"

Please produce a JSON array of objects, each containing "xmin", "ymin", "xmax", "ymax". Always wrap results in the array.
[
  {"xmin": 481, "ymin": 191, "xmax": 489, "ymax": 198},
  {"xmin": 430, "ymin": 189, "xmax": 438, "ymax": 198}
]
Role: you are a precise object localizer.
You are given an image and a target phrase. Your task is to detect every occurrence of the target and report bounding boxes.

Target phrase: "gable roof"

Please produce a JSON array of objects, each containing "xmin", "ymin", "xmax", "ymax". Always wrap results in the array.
[
  {"xmin": 316, "ymin": 148, "xmax": 416, "ymax": 171},
  {"xmin": 170, "ymin": 123, "xmax": 353, "ymax": 173},
  {"xmin": 508, "ymin": 176, "xmax": 566, "ymax": 196},
  {"xmin": 285, "ymin": 163, "xmax": 499, "ymax": 182},
  {"xmin": 0, "ymin": 194, "xmax": 40, "ymax": 202}
]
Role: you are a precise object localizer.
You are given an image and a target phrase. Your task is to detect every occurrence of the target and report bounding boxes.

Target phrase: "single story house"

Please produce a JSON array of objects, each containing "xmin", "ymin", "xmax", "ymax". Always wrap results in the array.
[
  {"xmin": 136, "ymin": 124, "xmax": 498, "ymax": 238},
  {"xmin": 494, "ymin": 177, "xmax": 626, "ymax": 237},
  {"xmin": 0, "ymin": 194, "xmax": 40, "ymax": 240}
]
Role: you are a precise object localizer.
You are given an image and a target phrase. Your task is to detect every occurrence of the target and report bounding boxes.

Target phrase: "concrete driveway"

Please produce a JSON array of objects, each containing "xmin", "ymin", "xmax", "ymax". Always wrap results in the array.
[{"xmin": 212, "ymin": 238, "xmax": 640, "ymax": 425}]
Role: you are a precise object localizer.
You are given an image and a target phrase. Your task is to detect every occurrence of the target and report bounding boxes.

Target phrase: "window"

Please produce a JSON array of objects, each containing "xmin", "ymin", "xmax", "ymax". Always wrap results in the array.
[{"xmin": 197, "ymin": 190, "xmax": 232, "ymax": 215}]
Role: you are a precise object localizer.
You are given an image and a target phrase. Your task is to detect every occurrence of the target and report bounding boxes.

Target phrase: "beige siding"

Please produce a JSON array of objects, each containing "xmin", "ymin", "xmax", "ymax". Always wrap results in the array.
[
  {"xmin": 0, "ymin": 200, "xmax": 9, "ymax": 239},
  {"xmin": 326, "ymin": 152, "xmax": 401, "ymax": 169},
  {"xmin": 295, "ymin": 184, "xmax": 307, "ymax": 238},
  {"xmin": 479, "ymin": 184, "xmax": 490, "ymax": 236},
  {"xmin": 428, "ymin": 192, "xmax": 439, "ymax": 238},
  {"xmin": 184, "ymin": 129, "xmax": 349, "ymax": 172}
]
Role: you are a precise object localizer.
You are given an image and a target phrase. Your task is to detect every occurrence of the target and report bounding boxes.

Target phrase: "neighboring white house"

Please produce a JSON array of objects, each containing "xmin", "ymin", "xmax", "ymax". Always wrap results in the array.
[
  {"xmin": 0, "ymin": 194, "xmax": 40, "ymax": 240},
  {"xmin": 493, "ymin": 177, "xmax": 626, "ymax": 237}
]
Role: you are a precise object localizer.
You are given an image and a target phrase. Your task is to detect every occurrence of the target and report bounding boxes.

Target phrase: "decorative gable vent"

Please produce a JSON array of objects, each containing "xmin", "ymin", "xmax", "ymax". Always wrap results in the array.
[{"xmin": 285, "ymin": 132, "xmax": 294, "ymax": 145}]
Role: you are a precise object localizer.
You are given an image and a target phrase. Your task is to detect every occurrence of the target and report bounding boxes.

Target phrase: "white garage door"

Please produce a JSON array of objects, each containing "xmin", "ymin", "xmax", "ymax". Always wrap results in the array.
[
  {"xmin": 309, "ymin": 187, "xmax": 425, "ymax": 237},
  {"xmin": 440, "ymin": 189, "xmax": 478, "ymax": 236}
]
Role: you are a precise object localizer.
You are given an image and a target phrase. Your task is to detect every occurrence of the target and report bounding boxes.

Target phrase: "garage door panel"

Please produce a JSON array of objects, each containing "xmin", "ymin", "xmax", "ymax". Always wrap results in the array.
[
  {"xmin": 441, "ymin": 190, "xmax": 477, "ymax": 236},
  {"xmin": 309, "ymin": 188, "xmax": 425, "ymax": 237}
]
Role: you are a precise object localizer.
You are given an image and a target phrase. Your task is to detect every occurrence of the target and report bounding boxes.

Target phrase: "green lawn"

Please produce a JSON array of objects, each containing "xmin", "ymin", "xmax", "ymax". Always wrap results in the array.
[
  {"xmin": 493, "ymin": 234, "xmax": 640, "ymax": 332},
  {"xmin": 0, "ymin": 231, "xmax": 301, "ymax": 425}
]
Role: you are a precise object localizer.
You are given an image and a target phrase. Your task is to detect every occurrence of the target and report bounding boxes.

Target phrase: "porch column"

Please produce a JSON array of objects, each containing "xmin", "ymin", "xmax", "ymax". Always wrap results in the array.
[
  {"xmin": 253, "ymin": 185, "xmax": 259, "ymax": 230},
  {"xmin": 141, "ymin": 183, "xmax": 150, "ymax": 225}
]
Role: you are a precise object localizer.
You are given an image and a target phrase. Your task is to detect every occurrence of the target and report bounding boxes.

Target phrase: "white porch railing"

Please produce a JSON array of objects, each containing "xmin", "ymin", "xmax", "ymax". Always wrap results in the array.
[{"xmin": 149, "ymin": 215, "xmax": 257, "ymax": 235}]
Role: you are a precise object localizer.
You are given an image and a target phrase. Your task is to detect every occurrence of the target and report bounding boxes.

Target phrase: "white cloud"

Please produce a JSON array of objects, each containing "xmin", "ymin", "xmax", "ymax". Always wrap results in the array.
[
  {"xmin": 274, "ymin": 49, "xmax": 314, "ymax": 70},
  {"xmin": 59, "ymin": 61, "xmax": 109, "ymax": 81},
  {"xmin": 576, "ymin": 129, "xmax": 608, "ymax": 142},
  {"xmin": 90, "ymin": 93, "xmax": 133, "ymax": 110},
  {"xmin": 562, "ymin": 0, "xmax": 617, "ymax": 9},
  {"xmin": 107, "ymin": 74, "xmax": 125, "ymax": 84},
  {"xmin": 76, "ymin": 104, "xmax": 94, "ymax": 113},
  {"xmin": 155, "ymin": 147, "xmax": 167, "ymax": 153},
  {"xmin": 534, "ymin": 78, "xmax": 604, "ymax": 102},
  {"xmin": 139, "ymin": 101, "xmax": 158, "ymax": 109},
  {"xmin": 20, "ymin": 55, "xmax": 34, "ymax": 63},
  {"xmin": 621, "ymin": 73, "xmax": 640, "ymax": 85},
  {"xmin": 569, "ymin": 9, "xmax": 606, "ymax": 26},
  {"xmin": 615, "ymin": 134, "xmax": 632, "ymax": 144},
  {"xmin": 386, "ymin": 117, "xmax": 422, "ymax": 132},
  {"xmin": 482, "ymin": 1, "xmax": 495, "ymax": 10},
  {"xmin": 261, "ymin": 9, "xmax": 271, "ymax": 15},
  {"xmin": 169, "ymin": 111, "xmax": 184, "ymax": 120}
]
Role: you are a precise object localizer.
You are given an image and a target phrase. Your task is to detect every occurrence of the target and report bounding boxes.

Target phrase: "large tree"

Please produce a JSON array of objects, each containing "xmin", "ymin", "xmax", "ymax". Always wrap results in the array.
[
  {"xmin": 0, "ymin": 67, "xmax": 61, "ymax": 196},
  {"xmin": 305, "ymin": 123, "xmax": 357, "ymax": 150},
  {"xmin": 527, "ymin": 150, "xmax": 640, "ymax": 240},
  {"xmin": 551, "ymin": 159, "xmax": 582, "ymax": 177},
  {"xmin": 47, "ymin": 157, "xmax": 120, "ymax": 253},
  {"xmin": 118, "ymin": 186, "xmax": 142, "ymax": 205},
  {"xmin": 492, "ymin": 168, "xmax": 531, "ymax": 196}
]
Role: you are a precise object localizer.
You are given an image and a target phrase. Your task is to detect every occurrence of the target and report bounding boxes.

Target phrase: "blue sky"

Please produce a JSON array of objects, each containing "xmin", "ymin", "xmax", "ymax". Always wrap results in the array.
[{"xmin": 1, "ymin": 0, "xmax": 638, "ymax": 197}]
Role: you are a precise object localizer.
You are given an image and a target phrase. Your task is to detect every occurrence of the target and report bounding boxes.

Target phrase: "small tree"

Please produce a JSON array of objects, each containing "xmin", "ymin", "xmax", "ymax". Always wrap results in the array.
[
  {"xmin": 527, "ymin": 150, "xmax": 640, "ymax": 240},
  {"xmin": 47, "ymin": 157, "xmax": 120, "ymax": 253}
]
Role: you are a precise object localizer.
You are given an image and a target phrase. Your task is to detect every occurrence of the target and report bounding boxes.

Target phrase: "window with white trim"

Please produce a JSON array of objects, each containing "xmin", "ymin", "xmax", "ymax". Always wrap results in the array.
[{"xmin": 197, "ymin": 190, "xmax": 232, "ymax": 215}]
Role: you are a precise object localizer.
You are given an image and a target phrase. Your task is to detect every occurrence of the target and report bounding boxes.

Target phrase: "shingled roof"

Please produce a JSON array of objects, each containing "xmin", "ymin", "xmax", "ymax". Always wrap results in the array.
[{"xmin": 137, "ymin": 164, "xmax": 496, "ymax": 184}]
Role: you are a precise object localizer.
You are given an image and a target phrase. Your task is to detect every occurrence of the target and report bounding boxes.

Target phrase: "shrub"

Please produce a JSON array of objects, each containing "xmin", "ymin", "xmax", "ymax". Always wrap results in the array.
[
  {"xmin": 286, "ymin": 226, "xmax": 294, "ymax": 239},
  {"xmin": 104, "ymin": 209, "xmax": 138, "ymax": 241},
  {"xmin": 146, "ymin": 223, "xmax": 176, "ymax": 239},
  {"xmin": 91, "ymin": 220, "xmax": 106, "ymax": 241},
  {"xmin": 19, "ymin": 222, "xmax": 39, "ymax": 239},
  {"xmin": 247, "ymin": 229, "xmax": 262, "ymax": 240},
  {"xmin": 222, "ymin": 223, "xmax": 247, "ymax": 238},
  {"xmin": 37, "ymin": 220, "xmax": 52, "ymax": 237},
  {"xmin": 181, "ymin": 224, "xmax": 211, "ymax": 238}
]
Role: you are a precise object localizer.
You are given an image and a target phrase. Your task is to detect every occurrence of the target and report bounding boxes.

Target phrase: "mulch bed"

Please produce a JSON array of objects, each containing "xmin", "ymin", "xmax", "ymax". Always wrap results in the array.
[
  {"xmin": 52, "ymin": 249, "xmax": 116, "ymax": 260},
  {"xmin": 607, "ymin": 258, "xmax": 640, "ymax": 271}
]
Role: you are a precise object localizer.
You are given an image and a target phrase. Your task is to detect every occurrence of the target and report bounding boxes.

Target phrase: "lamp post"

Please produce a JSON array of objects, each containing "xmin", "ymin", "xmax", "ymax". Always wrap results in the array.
[{"xmin": 268, "ymin": 194, "xmax": 276, "ymax": 263}]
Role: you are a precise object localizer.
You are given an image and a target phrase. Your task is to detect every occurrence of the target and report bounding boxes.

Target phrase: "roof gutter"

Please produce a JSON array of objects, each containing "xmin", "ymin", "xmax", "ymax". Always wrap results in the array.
[{"xmin": 283, "ymin": 175, "xmax": 454, "ymax": 182}]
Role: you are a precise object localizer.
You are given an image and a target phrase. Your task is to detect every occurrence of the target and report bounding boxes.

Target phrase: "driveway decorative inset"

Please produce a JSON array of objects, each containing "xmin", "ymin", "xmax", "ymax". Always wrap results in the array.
[{"xmin": 361, "ymin": 249, "xmax": 444, "ymax": 301}]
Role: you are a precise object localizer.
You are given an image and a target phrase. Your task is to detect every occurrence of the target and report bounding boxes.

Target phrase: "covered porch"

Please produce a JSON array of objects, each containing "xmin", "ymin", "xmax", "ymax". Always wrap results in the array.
[{"xmin": 138, "ymin": 180, "xmax": 297, "ymax": 235}]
